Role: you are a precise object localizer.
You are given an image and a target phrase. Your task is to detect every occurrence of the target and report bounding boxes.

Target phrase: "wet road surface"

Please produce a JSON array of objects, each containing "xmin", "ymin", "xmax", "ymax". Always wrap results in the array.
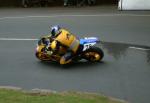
[{"xmin": 0, "ymin": 6, "xmax": 150, "ymax": 103}]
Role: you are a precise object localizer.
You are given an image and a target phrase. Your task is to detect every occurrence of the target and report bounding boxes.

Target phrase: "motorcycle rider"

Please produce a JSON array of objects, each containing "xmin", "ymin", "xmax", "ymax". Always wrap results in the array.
[{"xmin": 47, "ymin": 25, "xmax": 80, "ymax": 65}]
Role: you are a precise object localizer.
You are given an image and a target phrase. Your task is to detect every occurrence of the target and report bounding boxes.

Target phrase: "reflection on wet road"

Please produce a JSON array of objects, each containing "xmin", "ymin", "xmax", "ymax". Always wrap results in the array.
[
  {"xmin": 146, "ymin": 50, "xmax": 150, "ymax": 63},
  {"xmin": 102, "ymin": 42, "xmax": 150, "ymax": 65}
]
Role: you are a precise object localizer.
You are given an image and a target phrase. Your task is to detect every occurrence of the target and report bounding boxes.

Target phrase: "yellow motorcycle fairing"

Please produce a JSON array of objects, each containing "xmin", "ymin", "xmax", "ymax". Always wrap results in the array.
[
  {"xmin": 36, "ymin": 45, "xmax": 52, "ymax": 61},
  {"xmin": 36, "ymin": 44, "xmax": 66, "ymax": 62}
]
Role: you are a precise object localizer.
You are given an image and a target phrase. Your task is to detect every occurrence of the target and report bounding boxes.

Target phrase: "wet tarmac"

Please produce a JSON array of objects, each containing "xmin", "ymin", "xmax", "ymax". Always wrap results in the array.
[{"xmin": 102, "ymin": 42, "xmax": 150, "ymax": 64}]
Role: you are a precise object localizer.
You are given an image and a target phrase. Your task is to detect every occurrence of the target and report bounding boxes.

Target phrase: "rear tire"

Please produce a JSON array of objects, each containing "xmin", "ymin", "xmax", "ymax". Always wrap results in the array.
[{"xmin": 83, "ymin": 46, "xmax": 104, "ymax": 62}]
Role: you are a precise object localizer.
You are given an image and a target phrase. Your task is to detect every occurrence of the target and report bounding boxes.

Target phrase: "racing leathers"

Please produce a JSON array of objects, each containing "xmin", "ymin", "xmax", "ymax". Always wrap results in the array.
[{"xmin": 50, "ymin": 28, "xmax": 80, "ymax": 65}]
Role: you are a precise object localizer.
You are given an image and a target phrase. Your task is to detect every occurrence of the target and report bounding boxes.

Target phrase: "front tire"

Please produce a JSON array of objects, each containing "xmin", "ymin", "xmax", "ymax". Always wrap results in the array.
[{"xmin": 83, "ymin": 46, "xmax": 104, "ymax": 62}]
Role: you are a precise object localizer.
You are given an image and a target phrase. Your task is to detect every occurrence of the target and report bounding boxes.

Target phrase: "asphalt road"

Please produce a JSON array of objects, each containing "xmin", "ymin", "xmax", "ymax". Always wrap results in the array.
[{"xmin": 0, "ymin": 6, "xmax": 150, "ymax": 103}]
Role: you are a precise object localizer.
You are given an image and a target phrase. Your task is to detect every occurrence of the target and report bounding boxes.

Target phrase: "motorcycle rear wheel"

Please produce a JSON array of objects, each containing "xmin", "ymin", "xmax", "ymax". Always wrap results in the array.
[{"xmin": 83, "ymin": 46, "xmax": 104, "ymax": 62}]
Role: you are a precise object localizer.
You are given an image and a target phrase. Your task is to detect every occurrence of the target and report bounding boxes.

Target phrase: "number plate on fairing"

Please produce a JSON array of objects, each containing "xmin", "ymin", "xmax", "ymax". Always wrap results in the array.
[{"xmin": 83, "ymin": 42, "xmax": 96, "ymax": 51}]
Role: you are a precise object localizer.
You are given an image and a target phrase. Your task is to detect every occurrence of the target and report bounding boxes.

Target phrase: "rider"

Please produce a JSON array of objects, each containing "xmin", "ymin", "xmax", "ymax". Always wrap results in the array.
[{"xmin": 48, "ymin": 25, "xmax": 80, "ymax": 65}]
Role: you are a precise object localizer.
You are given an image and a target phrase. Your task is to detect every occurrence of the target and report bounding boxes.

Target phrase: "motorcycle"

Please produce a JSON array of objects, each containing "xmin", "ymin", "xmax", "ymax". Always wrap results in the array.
[{"xmin": 35, "ymin": 36, "xmax": 104, "ymax": 64}]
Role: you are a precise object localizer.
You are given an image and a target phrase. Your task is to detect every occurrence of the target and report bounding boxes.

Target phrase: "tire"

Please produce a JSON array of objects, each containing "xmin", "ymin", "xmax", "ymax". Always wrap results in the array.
[{"xmin": 83, "ymin": 46, "xmax": 104, "ymax": 62}]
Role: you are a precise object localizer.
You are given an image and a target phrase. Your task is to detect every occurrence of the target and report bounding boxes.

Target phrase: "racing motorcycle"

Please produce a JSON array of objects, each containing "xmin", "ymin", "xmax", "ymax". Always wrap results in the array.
[{"xmin": 35, "ymin": 36, "xmax": 104, "ymax": 64}]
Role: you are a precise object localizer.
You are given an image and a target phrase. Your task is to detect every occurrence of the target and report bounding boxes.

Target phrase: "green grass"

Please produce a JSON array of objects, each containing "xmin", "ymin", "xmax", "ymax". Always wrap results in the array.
[{"xmin": 0, "ymin": 89, "xmax": 126, "ymax": 103}]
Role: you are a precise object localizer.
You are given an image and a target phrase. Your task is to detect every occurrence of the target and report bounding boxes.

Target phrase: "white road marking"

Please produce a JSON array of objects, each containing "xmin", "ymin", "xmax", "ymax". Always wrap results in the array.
[
  {"xmin": 0, "ymin": 14, "xmax": 150, "ymax": 20},
  {"xmin": 129, "ymin": 46, "xmax": 150, "ymax": 51},
  {"xmin": 1, "ymin": 38, "xmax": 150, "ymax": 51},
  {"xmin": 0, "ymin": 38, "xmax": 38, "ymax": 41}
]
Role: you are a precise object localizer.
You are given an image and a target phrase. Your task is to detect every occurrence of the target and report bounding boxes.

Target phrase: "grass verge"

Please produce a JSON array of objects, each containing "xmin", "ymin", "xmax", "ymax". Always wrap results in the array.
[{"xmin": 0, "ymin": 88, "xmax": 127, "ymax": 103}]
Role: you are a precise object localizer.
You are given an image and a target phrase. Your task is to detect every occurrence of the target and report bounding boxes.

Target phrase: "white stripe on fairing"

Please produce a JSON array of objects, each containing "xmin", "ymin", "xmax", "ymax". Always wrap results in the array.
[
  {"xmin": 0, "ymin": 38, "xmax": 38, "ymax": 41},
  {"xmin": 129, "ymin": 46, "xmax": 150, "ymax": 51},
  {"xmin": 0, "ymin": 14, "xmax": 150, "ymax": 20}
]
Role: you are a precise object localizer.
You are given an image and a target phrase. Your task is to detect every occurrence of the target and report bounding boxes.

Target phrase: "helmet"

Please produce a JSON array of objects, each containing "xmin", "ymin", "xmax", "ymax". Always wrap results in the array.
[{"xmin": 51, "ymin": 25, "xmax": 61, "ymax": 37}]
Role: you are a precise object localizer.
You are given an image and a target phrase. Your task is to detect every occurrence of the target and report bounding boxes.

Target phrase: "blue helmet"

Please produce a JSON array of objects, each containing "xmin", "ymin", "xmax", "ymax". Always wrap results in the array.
[{"xmin": 51, "ymin": 25, "xmax": 61, "ymax": 37}]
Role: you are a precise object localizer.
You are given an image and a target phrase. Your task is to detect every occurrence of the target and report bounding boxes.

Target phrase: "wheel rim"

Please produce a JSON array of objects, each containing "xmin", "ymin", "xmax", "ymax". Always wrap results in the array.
[
  {"xmin": 94, "ymin": 53, "xmax": 101, "ymax": 61},
  {"xmin": 85, "ymin": 52, "xmax": 101, "ymax": 61}
]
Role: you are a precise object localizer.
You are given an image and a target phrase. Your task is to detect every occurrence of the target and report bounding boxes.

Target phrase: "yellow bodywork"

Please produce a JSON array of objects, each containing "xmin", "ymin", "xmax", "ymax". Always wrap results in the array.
[
  {"xmin": 36, "ymin": 44, "xmax": 66, "ymax": 62},
  {"xmin": 52, "ymin": 29, "xmax": 80, "ymax": 53},
  {"xmin": 36, "ymin": 45, "xmax": 51, "ymax": 61}
]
